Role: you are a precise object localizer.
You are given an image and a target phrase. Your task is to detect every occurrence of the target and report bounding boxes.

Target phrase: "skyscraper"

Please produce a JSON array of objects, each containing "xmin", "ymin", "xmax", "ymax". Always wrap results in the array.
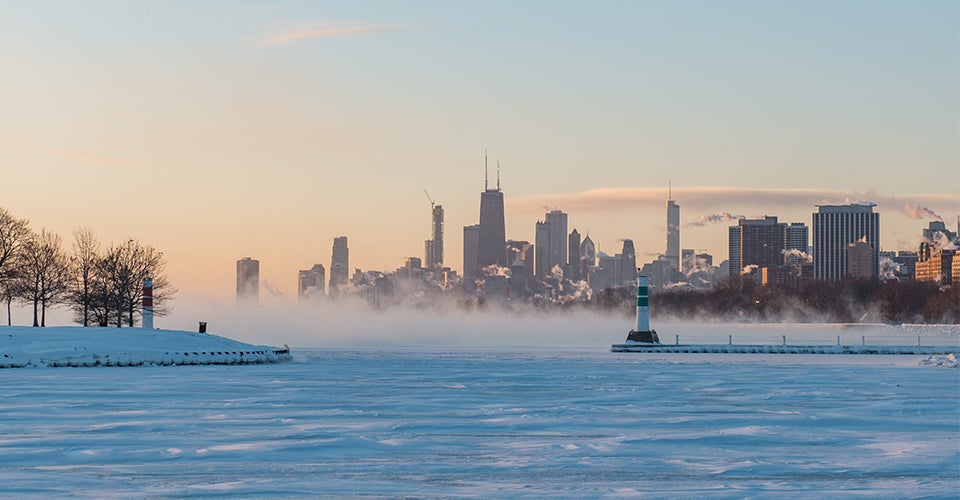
[
  {"xmin": 298, "ymin": 264, "xmax": 325, "ymax": 300},
  {"xmin": 236, "ymin": 257, "xmax": 259, "ymax": 305},
  {"xmin": 813, "ymin": 204, "xmax": 880, "ymax": 281},
  {"xmin": 619, "ymin": 239, "xmax": 637, "ymax": 286},
  {"xmin": 533, "ymin": 209, "xmax": 569, "ymax": 278},
  {"xmin": 784, "ymin": 222, "xmax": 810, "ymax": 266},
  {"xmin": 666, "ymin": 190, "xmax": 680, "ymax": 270},
  {"xmin": 507, "ymin": 240, "xmax": 534, "ymax": 280},
  {"xmin": 579, "ymin": 234, "xmax": 596, "ymax": 279},
  {"xmin": 546, "ymin": 210, "xmax": 568, "ymax": 275},
  {"xmin": 534, "ymin": 220, "xmax": 551, "ymax": 277},
  {"xmin": 330, "ymin": 236, "xmax": 349, "ymax": 294},
  {"xmin": 728, "ymin": 216, "xmax": 787, "ymax": 276},
  {"xmin": 463, "ymin": 224, "xmax": 480, "ymax": 280},
  {"xmin": 567, "ymin": 229, "xmax": 581, "ymax": 281},
  {"xmin": 425, "ymin": 203, "xmax": 444, "ymax": 269},
  {"xmin": 477, "ymin": 157, "xmax": 506, "ymax": 272}
]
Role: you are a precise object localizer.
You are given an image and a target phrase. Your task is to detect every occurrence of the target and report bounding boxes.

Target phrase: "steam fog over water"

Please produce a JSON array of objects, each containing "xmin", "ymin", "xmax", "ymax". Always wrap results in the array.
[{"xmin": 150, "ymin": 294, "xmax": 959, "ymax": 351}]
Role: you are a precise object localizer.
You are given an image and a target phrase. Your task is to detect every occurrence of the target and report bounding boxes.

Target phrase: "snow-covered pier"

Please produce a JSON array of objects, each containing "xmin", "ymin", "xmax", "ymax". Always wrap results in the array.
[
  {"xmin": 0, "ymin": 326, "xmax": 292, "ymax": 368},
  {"xmin": 611, "ymin": 343, "xmax": 958, "ymax": 355}
]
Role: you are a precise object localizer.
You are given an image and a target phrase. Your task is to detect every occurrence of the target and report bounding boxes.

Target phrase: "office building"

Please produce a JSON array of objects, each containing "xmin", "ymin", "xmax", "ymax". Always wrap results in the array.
[
  {"xmin": 535, "ymin": 220, "xmax": 551, "ymax": 277},
  {"xmin": 298, "ymin": 264, "xmax": 325, "ymax": 300},
  {"xmin": 590, "ymin": 253, "xmax": 619, "ymax": 291},
  {"xmin": 506, "ymin": 240, "xmax": 534, "ymax": 279},
  {"xmin": 330, "ymin": 236, "xmax": 350, "ymax": 294},
  {"xmin": 477, "ymin": 160, "xmax": 507, "ymax": 271},
  {"xmin": 682, "ymin": 249, "xmax": 696, "ymax": 275},
  {"xmin": 813, "ymin": 204, "xmax": 880, "ymax": 281},
  {"xmin": 236, "ymin": 257, "xmax": 259, "ymax": 305},
  {"xmin": 534, "ymin": 210, "xmax": 569, "ymax": 277},
  {"xmin": 579, "ymin": 235, "xmax": 596, "ymax": 280},
  {"xmin": 619, "ymin": 239, "xmax": 637, "ymax": 286},
  {"xmin": 545, "ymin": 210, "xmax": 568, "ymax": 275},
  {"xmin": 567, "ymin": 229, "xmax": 581, "ymax": 281}
]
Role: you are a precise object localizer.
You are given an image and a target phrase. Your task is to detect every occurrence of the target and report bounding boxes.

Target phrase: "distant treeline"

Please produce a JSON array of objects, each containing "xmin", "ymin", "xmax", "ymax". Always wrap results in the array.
[
  {"xmin": 0, "ymin": 207, "xmax": 175, "ymax": 327},
  {"xmin": 609, "ymin": 277, "xmax": 960, "ymax": 324}
]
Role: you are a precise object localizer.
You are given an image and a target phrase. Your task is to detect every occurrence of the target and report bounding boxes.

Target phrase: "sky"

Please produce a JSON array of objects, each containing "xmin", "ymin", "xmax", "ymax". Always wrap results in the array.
[{"xmin": 1, "ymin": 0, "xmax": 958, "ymax": 303}]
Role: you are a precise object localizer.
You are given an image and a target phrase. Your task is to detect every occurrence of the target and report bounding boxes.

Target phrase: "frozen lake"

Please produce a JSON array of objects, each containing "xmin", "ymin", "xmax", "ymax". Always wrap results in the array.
[{"xmin": 1, "ymin": 348, "xmax": 957, "ymax": 498}]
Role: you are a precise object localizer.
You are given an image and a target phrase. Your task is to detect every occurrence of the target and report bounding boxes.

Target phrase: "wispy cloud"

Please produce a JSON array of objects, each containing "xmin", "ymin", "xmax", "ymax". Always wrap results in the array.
[
  {"xmin": 506, "ymin": 187, "xmax": 956, "ymax": 217},
  {"xmin": 684, "ymin": 212, "xmax": 743, "ymax": 228},
  {"xmin": 259, "ymin": 22, "xmax": 404, "ymax": 46}
]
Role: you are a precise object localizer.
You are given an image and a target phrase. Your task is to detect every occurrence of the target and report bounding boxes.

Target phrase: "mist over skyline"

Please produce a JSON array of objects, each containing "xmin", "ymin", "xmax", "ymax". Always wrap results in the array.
[{"xmin": 2, "ymin": 0, "xmax": 957, "ymax": 301}]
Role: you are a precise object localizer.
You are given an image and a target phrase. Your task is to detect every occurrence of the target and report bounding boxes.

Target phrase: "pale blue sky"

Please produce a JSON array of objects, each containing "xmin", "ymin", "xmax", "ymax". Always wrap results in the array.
[{"xmin": 1, "ymin": 0, "xmax": 957, "ymax": 298}]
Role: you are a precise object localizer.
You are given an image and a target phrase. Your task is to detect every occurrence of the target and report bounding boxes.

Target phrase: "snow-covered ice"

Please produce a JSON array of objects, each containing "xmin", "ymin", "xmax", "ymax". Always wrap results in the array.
[
  {"xmin": 0, "ymin": 326, "xmax": 290, "ymax": 367},
  {"xmin": 0, "ymin": 343, "xmax": 957, "ymax": 497}
]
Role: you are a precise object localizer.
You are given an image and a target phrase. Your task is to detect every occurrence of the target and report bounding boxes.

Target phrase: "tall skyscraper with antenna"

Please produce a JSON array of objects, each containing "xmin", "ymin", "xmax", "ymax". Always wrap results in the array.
[
  {"xmin": 665, "ymin": 184, "xmax": 680, "ymax": 270},
  {"xmin": 477, "ymin": 154, "xmax": 507, "ymax": 272},
  {"xmin": 424, "ymin": 190, "xmax": 444, "ymax": 269}
]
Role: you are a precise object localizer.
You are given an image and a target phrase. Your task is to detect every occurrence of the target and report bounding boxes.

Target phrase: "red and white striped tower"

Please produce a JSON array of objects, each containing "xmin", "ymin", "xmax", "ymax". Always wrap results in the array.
[{"xmin": 142, "ymin": 277, "xmax": 154, "ymax": 329}]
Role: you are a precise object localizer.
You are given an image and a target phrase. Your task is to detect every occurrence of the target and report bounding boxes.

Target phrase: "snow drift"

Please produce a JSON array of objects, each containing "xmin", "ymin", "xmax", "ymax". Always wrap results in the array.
[{"xmin": 0, "ymin": 326, "xmax": 292, "ymax": 368}]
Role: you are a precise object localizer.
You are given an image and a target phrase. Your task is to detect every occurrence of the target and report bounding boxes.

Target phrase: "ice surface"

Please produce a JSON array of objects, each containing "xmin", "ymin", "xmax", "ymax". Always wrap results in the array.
[{"xmin": 0, "ymin": 348, "xmax": 957, "ymax": 497}]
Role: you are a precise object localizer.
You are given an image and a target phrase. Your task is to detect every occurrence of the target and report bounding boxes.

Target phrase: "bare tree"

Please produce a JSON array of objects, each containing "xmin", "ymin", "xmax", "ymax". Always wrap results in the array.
[
  {"xmin": 18, "ymin": 229, "xmax": 71, "ymax": 327},
  {"xmin": 70, "ymin": 227, "xmax": 101, "ymax": 326},
  {"xmin": 0, "ymin": 207, "xmax": 31, "ymax": 324},
  {"xmin": 98, "ymin": 239, "xmax": 176, "ymax": 327}
]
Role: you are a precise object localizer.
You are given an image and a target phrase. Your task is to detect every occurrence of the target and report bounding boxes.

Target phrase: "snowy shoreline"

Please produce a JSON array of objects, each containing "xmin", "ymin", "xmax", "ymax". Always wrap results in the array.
[{"xmin": 0, "ymin": 326, "xmax": 292, "ymax": 368}]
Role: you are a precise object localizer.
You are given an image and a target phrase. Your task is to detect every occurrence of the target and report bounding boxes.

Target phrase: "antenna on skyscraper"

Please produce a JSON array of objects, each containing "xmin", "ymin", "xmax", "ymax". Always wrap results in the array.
[
  {"xmin": 668, "ymin": 181, "xmax": 672, "ymax": 200},
  {"xmin": 484, "ymin": 148, "xmax": 489, "ymax": 190},
  {"xmin": 497, "ymin": 158, "xmax": 501, "ymax": 190}
]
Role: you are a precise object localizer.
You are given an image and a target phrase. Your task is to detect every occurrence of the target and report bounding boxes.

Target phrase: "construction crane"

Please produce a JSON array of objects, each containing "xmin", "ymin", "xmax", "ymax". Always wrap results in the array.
[{"xmin": 424, "ymin": 189, "xmax": 436, "ymax": 209}]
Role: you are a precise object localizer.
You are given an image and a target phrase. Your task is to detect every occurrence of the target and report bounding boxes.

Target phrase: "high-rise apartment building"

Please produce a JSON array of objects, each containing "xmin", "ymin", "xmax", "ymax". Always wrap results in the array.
[
  {"xmin": 666, "ymin": 197, "xmax": 680, "ymax": 270},
  {"xmin": 298, "ymin": 264, "xmax": 325, "ymax": 300},
  {"xmin": 846, "ymin": 241, "xmax": 876, "ymax": 280},
  {"xmin": 813, "ymin": 204, "xmax": 880, "ymax": 281},
  {"xmin": 329, "ymin": 236, "xmax": 349, "ymax": 294},
  {"xmin": 728, "ymin": 216, "xmax": 786, "ymax": 276},
  {"xmin": 916, "ymin": 242, "xmax": 956, "ymax": 285},
  {"xmin": 784, "ymin": 222, "xmax": 810, "ymax": 267},
  {"xmin": 463, "ymin": 224, "xmax": 480, "ymax": 280},
  {"xmin": 236, "ymin": 257, "xmax": 259, "ymax": 305},
  {"xmin": 424, "ymin": 204, "xmax": 444, "ymax": 269},
  {"xmin": 785, "ymin": 223, "xmax": 809, "ymax": 252}
]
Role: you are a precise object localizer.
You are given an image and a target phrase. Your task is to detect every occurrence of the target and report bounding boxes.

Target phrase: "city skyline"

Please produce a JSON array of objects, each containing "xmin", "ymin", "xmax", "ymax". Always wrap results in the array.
[{"xmin": 1, "ymin": 0, "xmax": 956, "ymax": 301}]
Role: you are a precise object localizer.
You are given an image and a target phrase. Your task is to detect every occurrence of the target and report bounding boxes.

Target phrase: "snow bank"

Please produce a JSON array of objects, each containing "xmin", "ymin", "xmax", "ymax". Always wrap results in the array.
[
  {"xmin": 917, "ymin": 354, "xmax": 959, "ymax": 368},
  {"xmin": 0, "ymin": 326, "xmax": 291, "ymax": 368}
]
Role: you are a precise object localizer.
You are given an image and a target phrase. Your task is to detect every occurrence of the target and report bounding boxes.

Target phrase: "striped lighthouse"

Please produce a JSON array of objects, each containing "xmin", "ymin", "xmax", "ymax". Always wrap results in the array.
[
  {"xmin": 626, "ymin": 269, "xmax": 659, "ymax": 343},
  {"xmin": 142, "ymin": 277, "xmax": 154, "ymax": 330}
]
